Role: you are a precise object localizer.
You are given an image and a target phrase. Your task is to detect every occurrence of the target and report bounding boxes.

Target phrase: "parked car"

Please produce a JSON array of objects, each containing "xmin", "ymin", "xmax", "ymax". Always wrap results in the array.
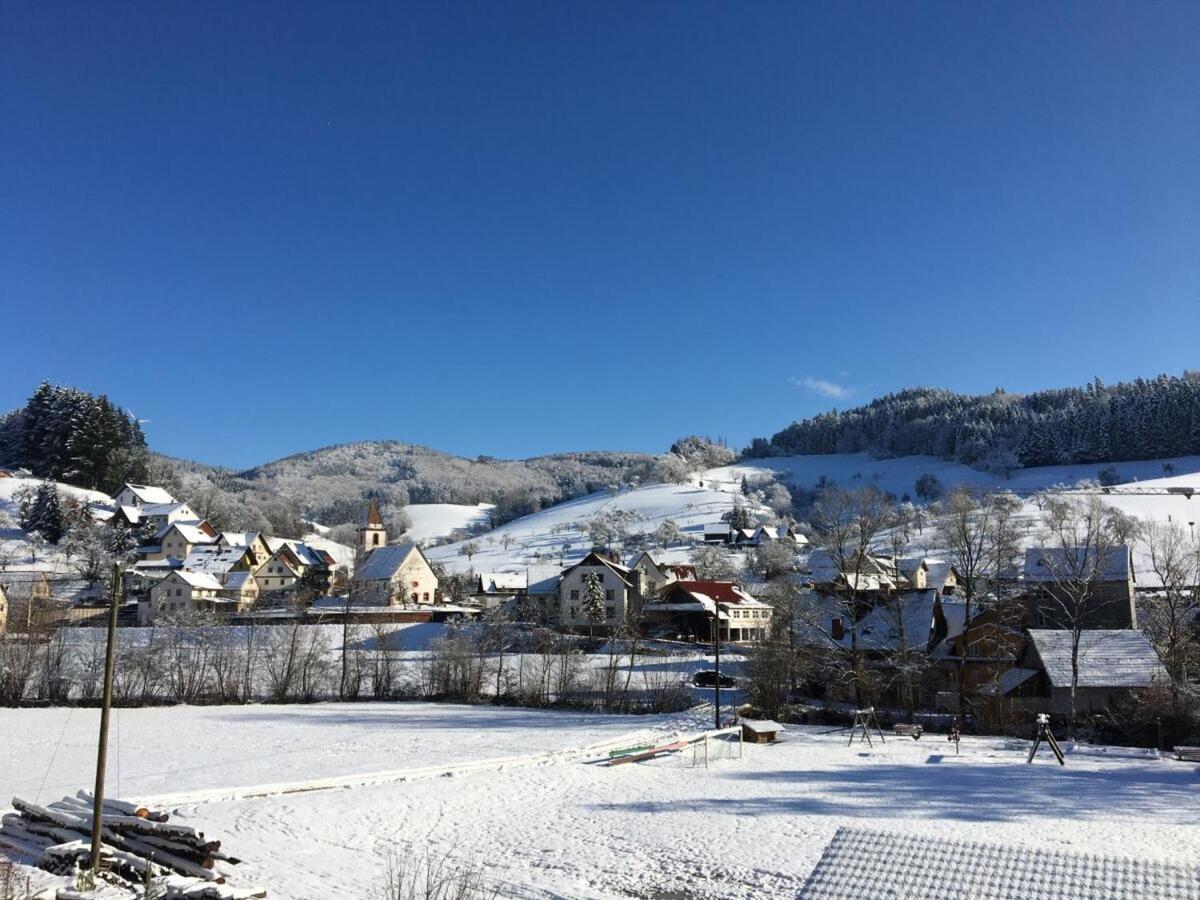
[{"xmin": 692, "ymin": 669, "xmax": 735, "ymax": 688}]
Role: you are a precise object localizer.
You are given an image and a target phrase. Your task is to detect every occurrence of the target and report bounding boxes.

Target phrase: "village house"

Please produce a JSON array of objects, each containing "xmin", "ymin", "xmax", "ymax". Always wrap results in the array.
[
  {"xmin": 1021, "ymin": 545, "xmax": 1137, "ymax": 629},
  {"xmin": 113, "ymin": 483, "xmax": 176, "ymax": 509},
  {"xmin": 641, "ymin": 580, "xmax": 772, "ymax": 643},
  {"xmin": 253, "ymin": 539, "xmax": 335, "ymax": 600},
  {"xmin": 471, "ymin": 571, "xmax": 527, "ymax": 609},
  {"xmin": 146, "ymin": 570, "xmax": 223, "ymax": 621},
  {"xmin": 1001, "ymin": 629, "xmax": 1166, "ymax": 714},
  {"xmin": 216, "ymin": 571, "xmax": 260, "ymax": 610},
  {"xmin": 558, "ymin": 551, "xmax": 635, "ymax": 631},
  {"xmin": 352, "ymin": 543, "xmax": 439, "ymax": 606},
  {"xmin": 115, "ymin": 501, "xmax": 201, "ymax": 533},
  {"xmin": 804, "ymin": 548, "xmax": 901, "ymax": 596},
  {"xmin": 627, "ymin": 552, "xmax": 684, "ymax": 601},
  {"xmin": 703, "ymin": 523, "xmax": 733, "ymax": 544},
  {"xmin": 218, "ymin": 531, "xmax": 272, "ymax": 568},
  {"xmin": 143, "ymin": 520, "xmax": 219, "ymax": 562}
]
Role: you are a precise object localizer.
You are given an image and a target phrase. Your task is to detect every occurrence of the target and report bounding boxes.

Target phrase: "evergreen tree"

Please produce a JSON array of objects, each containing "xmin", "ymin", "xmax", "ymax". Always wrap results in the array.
[{"xmin": 20, "ymin": 481, "xmax": 66, "ymax": 544}]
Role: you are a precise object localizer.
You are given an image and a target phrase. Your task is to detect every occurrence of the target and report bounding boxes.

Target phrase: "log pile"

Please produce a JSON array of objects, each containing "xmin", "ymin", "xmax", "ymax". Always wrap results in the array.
[{"xmin": 0, "ymin": 792, "xmax": 265, "ymax": 899}]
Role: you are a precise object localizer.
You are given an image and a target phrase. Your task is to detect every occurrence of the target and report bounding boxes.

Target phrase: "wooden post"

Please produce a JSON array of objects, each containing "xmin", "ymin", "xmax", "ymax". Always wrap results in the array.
[
  {"xmin": 89, "ymin": 563, "xmax": 121, "ymax": 872},
  {"xmin": 713, "ymin": 610, "xmax": 721, "ymax": 730}
]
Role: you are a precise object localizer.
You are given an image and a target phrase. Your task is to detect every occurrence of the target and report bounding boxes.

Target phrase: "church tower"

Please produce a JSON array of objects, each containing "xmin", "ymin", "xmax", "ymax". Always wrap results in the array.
[{"xmin": 357, "ymin": 496, "xmax": 387, "ymax": 560}]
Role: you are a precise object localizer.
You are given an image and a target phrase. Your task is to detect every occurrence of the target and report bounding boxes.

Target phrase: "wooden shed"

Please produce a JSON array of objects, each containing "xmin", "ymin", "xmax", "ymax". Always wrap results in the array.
[{"xmin": 740, "ymin": 719, "xmax": 783, "ymax": 744}]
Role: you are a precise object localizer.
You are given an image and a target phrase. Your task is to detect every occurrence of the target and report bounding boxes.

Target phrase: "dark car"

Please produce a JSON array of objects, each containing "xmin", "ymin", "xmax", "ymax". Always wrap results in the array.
[{"xmin": 692, "ymin": 669, "xmax": 735, "ymax": 688}]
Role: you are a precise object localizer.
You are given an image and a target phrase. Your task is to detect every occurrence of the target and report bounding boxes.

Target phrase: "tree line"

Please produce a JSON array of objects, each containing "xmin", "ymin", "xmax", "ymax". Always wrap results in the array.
[
  {"xmin": 0, "ymin": 383, "xmax": 150, "ymax": 492},
  {"xmin": 745, "ymin": 372, "xmax": 1200, "ymax": 473}
]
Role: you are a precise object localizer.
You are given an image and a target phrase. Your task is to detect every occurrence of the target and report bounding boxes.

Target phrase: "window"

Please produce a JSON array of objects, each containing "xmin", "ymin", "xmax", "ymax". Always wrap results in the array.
[
  {"xmin": 176, "ymin": 588, "xmax": 182, "ymax": 597},
  {"xmin": 373, "ymin": 533, "xmax": 380, "ymax": 546},
  {"xmin": 423, "ymin": 592, "xmax": 429, "ymax": 602},
  {"xmin": 411, "ymin": 592, "xmax": 418, "ymax": 603},
  {"xmin": 570, "ymin": 590, "xmax": 579, "ymax": 601},
  {"xmin": 605, "ymin": 590, "xmax": 613, "ymax": 602}
]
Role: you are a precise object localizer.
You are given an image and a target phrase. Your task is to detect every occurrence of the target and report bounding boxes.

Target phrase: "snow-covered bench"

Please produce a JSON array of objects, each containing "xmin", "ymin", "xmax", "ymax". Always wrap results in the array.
[
  {"xmin": 1173, "ymin": 746, "xmax": 1200, "ymax": 762},
  {"xmin": 893, "ymin": 723, "xmax": 924, "ymax": 740}
]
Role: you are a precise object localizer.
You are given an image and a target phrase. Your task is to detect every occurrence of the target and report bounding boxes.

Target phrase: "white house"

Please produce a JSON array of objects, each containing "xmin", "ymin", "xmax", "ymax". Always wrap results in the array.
[
  {"xmin": 144, "ymin": 520, "xmax": 219, "ymax": 562},
  {"xmin": 146, "ymin": 570, "xmax": 223, "ymax": 622},
  {"xmin": 113, "ymin": 483, "xmax": 176, "ymax": 509},
  {"xmin": 558, "ymin": 552, "xmax": 635, "ymax": 631}
]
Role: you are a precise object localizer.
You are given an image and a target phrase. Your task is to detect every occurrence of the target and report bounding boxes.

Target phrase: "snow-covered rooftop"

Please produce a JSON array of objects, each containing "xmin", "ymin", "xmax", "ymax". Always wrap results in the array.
[
  {"xmin": 478, "ymin": 572, "xmax": 527, "ymax": 593},
  {"xmin": 799, "ymin": 826, "xmax": 1199, "ymax": 899},
  {"xmin": 355, "ymin": 543, "xmax": 421, "ymax": 582},
  {"xmin": 1027, "ymin": 629, "xmax": 1166, "ymax": 689},
  {"xmin": 1023, "ymin": 546, "xmax": 1132, "ymax": 583}
]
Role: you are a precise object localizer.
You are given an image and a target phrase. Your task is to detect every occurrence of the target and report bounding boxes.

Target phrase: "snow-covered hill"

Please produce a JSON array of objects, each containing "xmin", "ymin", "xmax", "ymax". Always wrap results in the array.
[
  {"xmin": 425, "ymin": 453, "xmax": 1200, "ymax": 578},
  {"xmin": 426, "ymin": 483, "xmax": 738, "ymax": 574},
  {"xmin": 706, "ymin": 452, "xmax": 1200, "ymax": 499},
  {"xmin": 403, "ymin": 502, "xmax": 495, "ymax": 543}
]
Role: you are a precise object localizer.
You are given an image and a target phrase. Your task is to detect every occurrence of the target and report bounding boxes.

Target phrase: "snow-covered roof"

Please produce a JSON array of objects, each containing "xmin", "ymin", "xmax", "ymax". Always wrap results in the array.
[
  {"xmin": 526, "ymin": 565, "xmax": 561, "ymax": 595},
  {"xmin": 156, "ymin": 522, "xmax": 217, "ymax": 544},
  {"xmin": 120, "ymin": 483, "xmax": 175, "ymax": 505},
  {"xmin": 1026, "ymin": 629, "xmax": 1165, "ymax": 689},
  {"xmin": 170, "ymin": 571, "xmax": 223, "ymax": 591},
  {"xmin": 220, "ymin": 531, "xmax": 263, "ymax": 548},
  {"xmin": 998, "ymin": 666, "xmax": 1039, "ymax": 695},
  {"xmin": 799, "ymin": 826, "xmax": 1199, "ymax": 899},
  {"xmin": 355, "ymin": 543, "xmax": 422, "ymax": 582},
  {"xmin": 849, "ymin": 590, "xmax": 939, "ymax": 652},
  {"xmin": 740, "ymin": 719, "xmax": 783, "ymax": 734},
  {"xmin": 478, "ymin": 572, "xmax": 526, "ymax": 593},
  {"xmin": 666, "ymin": 580, "xmax": 763, "ymax": 607},
  {"xmin": 182, "ymin": 545, "xmax": 251, "ymax": 575},
  {"xmin": 1023, "ymin": 546, "xmax": 1131, "ymax": 583},
  {"xmin": 562, "ymin": 552, "xmax": 632, "ymax": 585},
  {"xmin": 804, "ymin": 548, "xmax": 896, "ymax": 591},
  {"xmin": 266, "ymin": 539, "xmax": 328, "ymax": 568},
  {"xmin": 221, "ymin": 571, "xmax": 257, "ymax": 590}
]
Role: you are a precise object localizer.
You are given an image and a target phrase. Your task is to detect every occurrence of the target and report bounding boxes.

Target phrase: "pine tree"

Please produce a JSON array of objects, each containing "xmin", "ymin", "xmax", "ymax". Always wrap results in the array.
[
  {"xmin": 581, "ymin": 572, "xmax": 606, "ymax": 640},
  {"xmin": 20, "ymin": 481, "xmax": 66, "ymax": 544}
]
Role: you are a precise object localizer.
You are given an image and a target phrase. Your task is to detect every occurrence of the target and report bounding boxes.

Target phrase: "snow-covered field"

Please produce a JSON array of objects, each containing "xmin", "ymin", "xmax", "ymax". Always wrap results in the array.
[
  {"xmin": 3, "ymin": 703, "xmax": 1198, "ymax": 899},
  {"xmin": 403, "ymin": 502, "xmax": 495, "ymax": 543}
]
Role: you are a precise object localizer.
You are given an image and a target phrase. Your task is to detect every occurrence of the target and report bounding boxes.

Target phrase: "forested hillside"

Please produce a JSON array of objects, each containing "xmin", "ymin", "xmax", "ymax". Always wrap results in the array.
[
  {"xmin": 0, "ymin": 382, "xmax": 149, "ymax": 492},
  {"xmin": 237, "ymin": 442, "xmax": 658, "ymax": 527},
  {"xmin": 745, "ymin": 373, "xmax": 1200, "ymax": 473}
]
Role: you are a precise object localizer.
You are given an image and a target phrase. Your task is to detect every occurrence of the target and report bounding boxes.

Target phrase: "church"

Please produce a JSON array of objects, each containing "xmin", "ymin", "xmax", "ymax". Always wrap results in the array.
[{"xmin": 349, "ymin": 498, "xmax": 440, "ymax": 606}]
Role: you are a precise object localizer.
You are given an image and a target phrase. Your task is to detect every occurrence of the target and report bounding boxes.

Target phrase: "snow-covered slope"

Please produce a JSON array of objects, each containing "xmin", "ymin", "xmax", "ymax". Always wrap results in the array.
[
  {"xmin": 0, "ymin": 477, "xmax": 114, "ymax": 583},
  {"xmin": 403, "ymin": 502, "xmax": 495, "ymax": 543},
  {"xmin": 426, "ymin": 484, "xmax": 737, "ymax": 573},
  {"xmin": 707, "ymin": 452, "xmax": 1200, "ymax": 498},
  {"xmin": 426, "ymin": 453, "xmax": 1200, "ymax": 578}
]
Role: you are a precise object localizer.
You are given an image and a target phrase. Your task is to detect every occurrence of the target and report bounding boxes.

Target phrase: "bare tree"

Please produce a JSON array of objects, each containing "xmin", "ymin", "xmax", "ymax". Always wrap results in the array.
[
  {"xmin": 935, "ymin": 488, "xmax": 1023, "ymax": 716},
  {"xmin": 809, "ymin": 486, "xmax": 892, "ymax": 706},
  {"xmin": 1035, "ymin": 494, "xmax": 1127, "ymax": 738},
  {"xmin": 1141, "ymin": 521, "xmax": 1200, "ymax": 718}
]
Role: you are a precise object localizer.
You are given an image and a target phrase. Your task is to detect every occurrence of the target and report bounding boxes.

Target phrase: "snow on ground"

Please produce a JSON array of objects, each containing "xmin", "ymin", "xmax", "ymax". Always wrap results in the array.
[
  {"xmin": 0, "ymin": 477, "xmax": 114, "ymax": 582},
  {"xmin": 403, "ymin": 502, "xmax": 496, "ymax": 543},
  {"xmin": 705, "ymin": 452, "xmax": 1200, "ymax": 499},
  {"xmin": 426, "ymin": 484, "xmax": 736, "ymax": 573},
  {"xmin": 3, "ymin": 703, "xmax": 1198, "ymax": 899}
]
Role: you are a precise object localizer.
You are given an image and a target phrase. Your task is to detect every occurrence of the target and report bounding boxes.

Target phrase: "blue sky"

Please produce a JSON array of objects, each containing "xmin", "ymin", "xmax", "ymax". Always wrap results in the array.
[{"xmin": 2, "ymin": 2, "xmax": 1197, "ymax": 469}]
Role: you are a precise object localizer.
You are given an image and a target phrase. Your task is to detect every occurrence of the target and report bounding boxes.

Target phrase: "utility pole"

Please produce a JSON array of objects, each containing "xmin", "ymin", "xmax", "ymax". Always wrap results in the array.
[
  {"xmin": 713, "ymin": 608, "xmax": 721, "ymax": 729},
  {"xmin": 90, "ymin": 562, "xmax": 121, "ymax": 873}
]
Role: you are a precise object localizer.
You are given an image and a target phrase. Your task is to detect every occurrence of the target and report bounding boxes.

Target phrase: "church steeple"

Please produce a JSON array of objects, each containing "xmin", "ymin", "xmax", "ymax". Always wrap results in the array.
[{"xmin": 358, "ymin": 496, "xmax": 387, "ymax": 558}]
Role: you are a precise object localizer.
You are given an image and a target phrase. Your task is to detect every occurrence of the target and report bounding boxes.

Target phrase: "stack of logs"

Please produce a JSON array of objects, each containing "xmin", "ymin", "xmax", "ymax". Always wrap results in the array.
[{"xmin": 0, "ymin": 792, "xmax": 265, "ymax": 899}]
